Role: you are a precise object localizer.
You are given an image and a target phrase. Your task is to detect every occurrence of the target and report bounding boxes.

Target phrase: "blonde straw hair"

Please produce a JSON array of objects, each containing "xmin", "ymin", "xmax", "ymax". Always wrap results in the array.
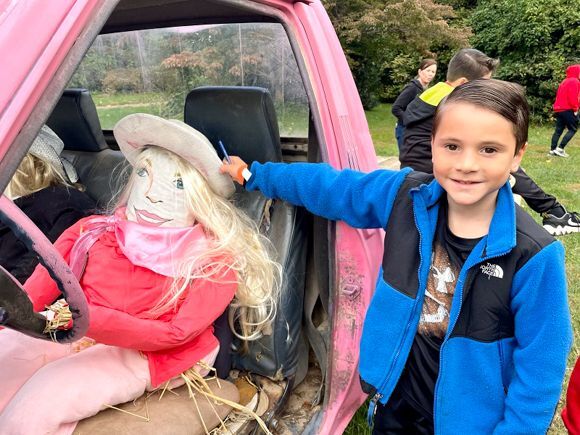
[
  {"xmin": 5, "ymin": 154, "xmax": 82, "ymax": 200},
  {"xmin": 114, "ymin": 146, "xmax": 280, "ymax": 345}
]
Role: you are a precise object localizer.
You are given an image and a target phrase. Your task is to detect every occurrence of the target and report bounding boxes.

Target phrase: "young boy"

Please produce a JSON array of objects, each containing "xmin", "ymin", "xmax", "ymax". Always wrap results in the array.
[
  {"xmin": 401, "ymin": 48, "xmax": 580, "ymax": 236},
  {"xmin": 221, "ymin": 79, "xmax": 572, "ymax": 433}
]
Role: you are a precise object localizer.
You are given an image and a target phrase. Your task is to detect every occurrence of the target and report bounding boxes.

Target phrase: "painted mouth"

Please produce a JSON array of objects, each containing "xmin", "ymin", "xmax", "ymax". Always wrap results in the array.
[{"xmin": 134, "ymin": 208, "xmax": 172, "ymax": 226}]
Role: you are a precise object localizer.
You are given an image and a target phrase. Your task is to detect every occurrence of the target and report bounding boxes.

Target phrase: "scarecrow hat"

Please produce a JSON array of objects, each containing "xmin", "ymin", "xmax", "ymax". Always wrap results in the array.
[
  {"xmin": 113, "ymin": 113, "xmax": 235, "ymax": 198},
  {"xmin": 30, "ymin": 125, "xmax": 78, "ymax": 183}
]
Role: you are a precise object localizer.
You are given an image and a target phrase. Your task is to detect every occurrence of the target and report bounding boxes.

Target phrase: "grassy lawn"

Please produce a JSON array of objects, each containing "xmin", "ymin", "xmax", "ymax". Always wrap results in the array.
[
  {"xmin": 92, "ymin": 92, "xmax": 165, "ymax": 107},
  {"xmin": 93, "ymin": 92, "xmax": 166, "ymax": 130},
  {"xmin": 345, "ymin": 103, "xmax": 579, "ymax": 434}
]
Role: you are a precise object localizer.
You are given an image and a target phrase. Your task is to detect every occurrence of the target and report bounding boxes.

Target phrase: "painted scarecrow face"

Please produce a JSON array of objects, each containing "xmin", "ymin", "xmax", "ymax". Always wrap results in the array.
[{"xmin": 126, "ymin": 151, "xmax": 195, "ymax": 228}]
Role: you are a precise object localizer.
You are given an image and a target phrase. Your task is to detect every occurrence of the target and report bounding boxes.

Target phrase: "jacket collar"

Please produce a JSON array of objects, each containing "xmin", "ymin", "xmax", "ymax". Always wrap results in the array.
[
  {"xmin": 419, "ymin": 82, "xmax": 454, "ymax": 107},
  {"xmin": 412, "ymin": 178, "xmax": 517, "ymax": 257}
]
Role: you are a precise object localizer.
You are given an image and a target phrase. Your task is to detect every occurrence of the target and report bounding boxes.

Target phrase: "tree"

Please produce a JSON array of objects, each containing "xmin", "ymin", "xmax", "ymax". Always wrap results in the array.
[
  {"xmin": 470, "ymin": 0, "xmax": 580, "ymax": 121},
  {"xmin": 324, "ymin": 0, "xmax": 471, "ymax": 108}
]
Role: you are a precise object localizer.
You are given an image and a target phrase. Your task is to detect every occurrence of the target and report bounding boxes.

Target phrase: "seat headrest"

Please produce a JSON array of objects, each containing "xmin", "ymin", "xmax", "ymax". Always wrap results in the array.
[
  {"xmin": 184, "ymin": 86, "xmax": 282, "ymax": 164},
  {"xmin": 46, "ymin": 89, "xmax": 107, "ymax": 152}
]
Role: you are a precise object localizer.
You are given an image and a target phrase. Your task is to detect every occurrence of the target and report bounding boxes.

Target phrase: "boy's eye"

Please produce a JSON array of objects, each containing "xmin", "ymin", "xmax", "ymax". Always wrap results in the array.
[
  {"xmin": 136, "ymin": 167, "xmax": 148, "ymax": 177},
  {"xmin": 445, "ymin": 143, "xmax": 459, "ymax": 151},
  {"xmin": 173, "ymin": 178, "xmax": 184, "ymax": 190},
  {"xmin": 481, "ymin": 147, "xmax": 497, "ymax": 154}
]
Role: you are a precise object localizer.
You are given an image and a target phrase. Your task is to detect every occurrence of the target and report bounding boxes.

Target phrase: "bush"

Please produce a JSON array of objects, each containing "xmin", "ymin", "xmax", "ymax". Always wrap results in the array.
[
  {"xmin": 149, "ymin": 67, "xmax": 183, "ymax": 93},
  {"xmin": 325, "ymin": 0, "xmax": 470, "ymax": 109},
  {"xmin": 102, "ymin": 68, "xmax": 143, "ymax": 93},
  {"xmin": 470, "ymin": 0, "xmax": 580, "ymax": 122}
]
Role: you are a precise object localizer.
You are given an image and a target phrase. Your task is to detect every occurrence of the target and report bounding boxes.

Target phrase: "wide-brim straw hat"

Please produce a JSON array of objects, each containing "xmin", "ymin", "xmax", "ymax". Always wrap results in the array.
[
  {"xmin": 113, "ymin": 113, "xmax": 235, "ymax": 198},
  {"xmin": 30, "ymin": 125, "xmax": 78, "ymax": 183}
]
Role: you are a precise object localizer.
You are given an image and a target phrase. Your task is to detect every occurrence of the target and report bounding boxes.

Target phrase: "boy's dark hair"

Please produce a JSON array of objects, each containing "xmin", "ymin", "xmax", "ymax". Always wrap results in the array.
[
  {"xmin": 432, "ymin": 79, "xmax": 529, "ymax": 153},
  {"xmin": 447, "ymin": 48, "xmax": 499, "ymax": 82}
]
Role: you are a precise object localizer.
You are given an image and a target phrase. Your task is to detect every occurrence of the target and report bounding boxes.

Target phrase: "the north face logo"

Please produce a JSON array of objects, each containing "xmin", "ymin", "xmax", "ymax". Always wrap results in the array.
[{"xmin": 480, "ymin": 263, "xmax": 503, "ymax": 279}]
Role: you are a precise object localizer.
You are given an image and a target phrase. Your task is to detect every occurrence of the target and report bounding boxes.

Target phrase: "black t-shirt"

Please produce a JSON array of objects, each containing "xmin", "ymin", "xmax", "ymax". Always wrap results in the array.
[
  {"xmin": 385, "ymin": 202, "xmax": 481, "ymax": 425},
  {"xmin": 0, "ymin": 186, "xmax": 95, "ymax": 283}
]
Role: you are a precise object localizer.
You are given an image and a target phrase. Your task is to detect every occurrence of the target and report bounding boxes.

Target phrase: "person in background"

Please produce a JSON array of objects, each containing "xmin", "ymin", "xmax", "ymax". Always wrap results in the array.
[
  {"xmin": 392, "ymin": 59, "xmax": 437, "ymax": 150},
  {"xmin": 0, "ymin": 125, "xmax": 95, "ymax": 283},
  {"xmin": 549, "ymin": 64, "xmax": 580, "ymax": 158},
  {"xmin": 401, "ymin": 48, "xmax": 580, "ymax": 236}
]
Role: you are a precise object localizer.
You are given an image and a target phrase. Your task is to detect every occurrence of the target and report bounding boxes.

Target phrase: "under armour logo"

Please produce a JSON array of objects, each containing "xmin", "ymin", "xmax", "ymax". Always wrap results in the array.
[{"xmin": 480, "ymin": 263, "xmax": 503, "ymax": 279}]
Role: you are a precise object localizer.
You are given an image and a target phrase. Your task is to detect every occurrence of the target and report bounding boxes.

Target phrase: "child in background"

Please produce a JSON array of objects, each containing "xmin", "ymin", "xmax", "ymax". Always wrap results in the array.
[
  {"xmin": 401, "ymin": 48, "xmax": 579, "ymax": 236},
  {"xmin": 0, "ymin": 114, "xmax": 279, "ymax": 434},
  {"xmin": 221, "ymin": 80, "xmax": 572, "ymax": 433}
]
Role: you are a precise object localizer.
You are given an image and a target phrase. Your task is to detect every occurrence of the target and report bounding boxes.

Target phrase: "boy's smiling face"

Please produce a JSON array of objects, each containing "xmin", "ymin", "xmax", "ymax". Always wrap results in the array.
[{"xmin": 432, "ymin": 102, "xmax": 525, "ymax": 212}]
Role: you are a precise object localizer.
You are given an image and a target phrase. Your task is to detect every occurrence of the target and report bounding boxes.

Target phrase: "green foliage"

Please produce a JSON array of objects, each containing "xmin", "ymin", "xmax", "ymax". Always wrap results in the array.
[
  {"xmin": 324, "ymin": 0, "xmax": 471, "ymax": 108},
  {"xmin": 470, "ymin": 0, "xmax": 580, "ymax": 121},
  {"xmin": 102, "ymin": 68, "xmax": 143, "ymax": 93}
]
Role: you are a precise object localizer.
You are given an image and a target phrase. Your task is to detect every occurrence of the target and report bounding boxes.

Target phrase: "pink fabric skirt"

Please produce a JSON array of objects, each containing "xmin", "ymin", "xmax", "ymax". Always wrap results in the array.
[{"xmin": 0, "ymin": 329, "xmax": 219, "ymax": 435}]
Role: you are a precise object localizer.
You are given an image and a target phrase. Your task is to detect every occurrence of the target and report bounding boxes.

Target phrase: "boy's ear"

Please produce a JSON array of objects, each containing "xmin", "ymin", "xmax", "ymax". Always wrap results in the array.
[
  {"xmin": 510, "ymin": 142, "xmax": 527, "ymax": 172},
  {"xmin": 448, "ymin": 77, "xmax": 469, "ymax": 87}
]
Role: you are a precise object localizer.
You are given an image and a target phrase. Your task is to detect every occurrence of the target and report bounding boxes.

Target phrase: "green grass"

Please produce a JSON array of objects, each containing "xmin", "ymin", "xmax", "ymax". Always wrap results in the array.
[
  {"xmin": 345, "ymin": 103, "xmax": 579, "ymax": 435},
  {"xmin": 92, "ymin": 92, "xmax": 165, "ymax": 107},
  {"xmin": 97, "ymin": 106, "xmax": 167, "ymax": 130}
]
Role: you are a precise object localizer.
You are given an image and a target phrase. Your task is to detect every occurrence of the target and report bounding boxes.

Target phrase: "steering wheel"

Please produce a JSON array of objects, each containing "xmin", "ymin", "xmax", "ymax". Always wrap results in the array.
[{"xmin": 0, "ymin": 195, "xmax": 89, "ymax": 342}]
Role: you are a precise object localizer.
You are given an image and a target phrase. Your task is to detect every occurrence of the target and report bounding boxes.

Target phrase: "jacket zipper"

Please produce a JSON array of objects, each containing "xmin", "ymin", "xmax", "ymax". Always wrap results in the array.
[
  {"xmin": 371, "ymin": 194, "xmax": 428, "ymax": 411},
  {"xmin": 367, "ymin": 392, "xmax": 383, "ymax": 426},
  {"xmin": 433, "ymin": 248, "xmax": 511, "ymax": 434},
  {"xmin": 498, "ymin": 339, "xmax": 508, "ymax": 394}
]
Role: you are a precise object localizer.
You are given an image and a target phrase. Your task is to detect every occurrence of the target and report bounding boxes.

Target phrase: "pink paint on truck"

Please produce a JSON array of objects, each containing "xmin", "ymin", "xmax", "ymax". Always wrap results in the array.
[{"xmin": 0, "ymin": 1, "xmax": 384, "ymax": 433}]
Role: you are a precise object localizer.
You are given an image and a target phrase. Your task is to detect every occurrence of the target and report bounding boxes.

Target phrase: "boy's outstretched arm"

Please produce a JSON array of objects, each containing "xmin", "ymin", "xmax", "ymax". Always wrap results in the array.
[
  {"xmin": 220, "ymin": 157, "xmax": 412, "ymax": 229},
  {"xmin": 493, "ymin": 241, "xmax": 572, "ymax": 434}
]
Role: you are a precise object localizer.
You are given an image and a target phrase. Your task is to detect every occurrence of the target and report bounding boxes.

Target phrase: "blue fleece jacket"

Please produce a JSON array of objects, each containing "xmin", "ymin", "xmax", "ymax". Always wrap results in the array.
[{"xmin": 246, "ymin": 161, "xmax": 572, "ymax": 434}]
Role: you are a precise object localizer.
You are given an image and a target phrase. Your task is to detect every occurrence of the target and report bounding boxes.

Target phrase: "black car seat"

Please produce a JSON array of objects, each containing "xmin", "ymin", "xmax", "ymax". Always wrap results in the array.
[
  {"xmin": 184, "ymin": 86, "xmax": 310, "ymax": 392},
  {"xmin": 46, "ymin": 88, "xmax": 127, "ymax": 208}
]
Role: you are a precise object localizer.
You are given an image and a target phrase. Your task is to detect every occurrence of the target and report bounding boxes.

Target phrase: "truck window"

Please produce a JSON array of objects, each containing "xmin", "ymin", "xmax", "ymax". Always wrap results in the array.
[{"xmin": 69, "ymin": 23, "xmax": 309, "ymax": 138}]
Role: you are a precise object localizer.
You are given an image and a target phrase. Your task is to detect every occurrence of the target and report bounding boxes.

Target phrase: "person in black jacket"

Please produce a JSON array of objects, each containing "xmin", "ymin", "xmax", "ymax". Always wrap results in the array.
[
  {"xmin": 391, "ymin": 59, "xmax": 437, "ymax": 150},
  {"xmin": 0, "ymin": 125, "xmax": 95, "ymax": 283},
  {"xmin": 401, "ymin": 48, "xmax": 579, "ymax": 236}
]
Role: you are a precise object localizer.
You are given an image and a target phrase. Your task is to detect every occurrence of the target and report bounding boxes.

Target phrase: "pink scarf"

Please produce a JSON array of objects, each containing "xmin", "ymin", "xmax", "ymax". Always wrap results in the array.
[{"xmin": 69, "ymin": 208, "xmax": 213, "ymax": 279}]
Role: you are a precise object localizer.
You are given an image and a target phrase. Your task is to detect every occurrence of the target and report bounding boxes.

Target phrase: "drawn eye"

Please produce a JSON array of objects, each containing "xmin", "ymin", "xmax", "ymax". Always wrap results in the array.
[
  {"xmin": 136, "ymin": 167, "xmax": 148, "ymax": 177},
  {"xmin": 174, "ymin": 178, "xmax": 184, "ymax": 190}
]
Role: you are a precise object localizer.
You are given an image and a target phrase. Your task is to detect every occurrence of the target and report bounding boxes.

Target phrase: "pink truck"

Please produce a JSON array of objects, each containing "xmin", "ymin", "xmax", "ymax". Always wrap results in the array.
[{"xmin": 0, "ymin": 1, "xmax": 382, "ymax": 433}]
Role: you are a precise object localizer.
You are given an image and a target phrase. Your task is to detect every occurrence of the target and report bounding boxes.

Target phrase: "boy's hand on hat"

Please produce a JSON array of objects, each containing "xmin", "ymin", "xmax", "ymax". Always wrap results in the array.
[{"xmin": 220, "ymin": 156, "xmax": 248, "ymax": 185}]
